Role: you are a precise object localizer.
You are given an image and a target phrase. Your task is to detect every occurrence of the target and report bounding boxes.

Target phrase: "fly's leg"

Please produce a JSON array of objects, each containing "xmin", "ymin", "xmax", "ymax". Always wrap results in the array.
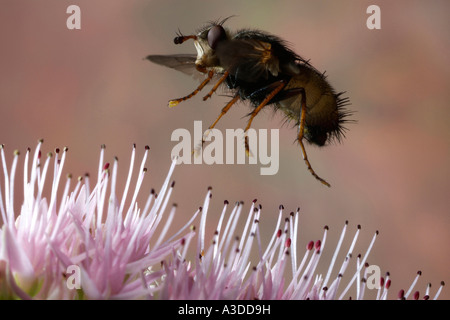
[
  {"xmin": 168, "ymin": 70, "xmax": 214, "ymax": 107},
  {"xmin": 203, "ymin": 94, "xmax": 240, "ymax": 145},
  {"xmin": 202, "ymin": 71, "xmax": 229, "ymax": 101},
  {"xmin": 296, "ymin": 88, "xmax": 331, "ymax": 187},
  {"xmin": 195, "ymin": 94, "xmax": 240, "ymax": 154},
  {"xmin": 244, "ymin": 80, "xmax": 286, "ymax": 155}
]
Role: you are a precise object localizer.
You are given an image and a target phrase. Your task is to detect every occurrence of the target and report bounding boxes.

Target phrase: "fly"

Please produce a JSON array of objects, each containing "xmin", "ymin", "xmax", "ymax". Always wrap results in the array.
[{"xmin": 146, "ymin": 17, "xmax": 352, "ymax": 187}]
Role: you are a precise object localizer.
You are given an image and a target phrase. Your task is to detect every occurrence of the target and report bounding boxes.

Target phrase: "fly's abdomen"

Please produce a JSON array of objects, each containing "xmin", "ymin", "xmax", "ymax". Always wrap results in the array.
[{"xmin": 279, "ymin": 64, "xmax": 348, "ymax": 146}]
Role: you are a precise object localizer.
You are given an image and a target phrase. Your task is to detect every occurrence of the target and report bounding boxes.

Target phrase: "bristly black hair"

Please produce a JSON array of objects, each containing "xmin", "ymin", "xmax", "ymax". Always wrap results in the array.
[
  {"xmin": 329, "ymin": 92, "xmax": 354, "ymax": 144},
  {"xmin": 195, "ymin": 16, "xmax": 236, "ymax": 34},
  {"xmin": 232, "ymin": 28, "xmax": 310, "ymax": 67}
]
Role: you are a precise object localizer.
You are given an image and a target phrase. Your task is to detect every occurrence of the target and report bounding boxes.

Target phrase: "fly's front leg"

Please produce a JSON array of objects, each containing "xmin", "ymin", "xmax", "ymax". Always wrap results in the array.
[{"xmin": 168, "ymin": 70, "xmax": 214, "ymax": 107}]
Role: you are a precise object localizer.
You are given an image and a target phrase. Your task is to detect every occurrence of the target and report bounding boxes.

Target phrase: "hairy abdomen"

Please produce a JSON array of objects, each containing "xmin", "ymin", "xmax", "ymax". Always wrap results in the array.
[{"xmin": 278, "ymin": 64, "xmax": 341, "ymax": 146}]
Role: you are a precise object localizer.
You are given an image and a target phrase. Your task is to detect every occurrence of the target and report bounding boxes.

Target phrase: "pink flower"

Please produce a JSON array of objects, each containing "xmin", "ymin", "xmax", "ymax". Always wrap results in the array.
[
  {"xmin": 0, "ymin": 141, "xmax": 191, "ymax": 299},
  {"xmin": 160, "ymin": 198, "xmax": 445, "ymax": 300},
  {"xmin": 0, "ymin": 141, "xmax": 445, "ymax": 300}
]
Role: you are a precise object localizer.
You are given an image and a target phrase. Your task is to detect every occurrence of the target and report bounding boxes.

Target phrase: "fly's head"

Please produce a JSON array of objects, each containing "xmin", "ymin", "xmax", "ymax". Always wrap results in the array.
[{"xmin": 173, "ymin": 18, "xmax": 233, "ymax": 73}]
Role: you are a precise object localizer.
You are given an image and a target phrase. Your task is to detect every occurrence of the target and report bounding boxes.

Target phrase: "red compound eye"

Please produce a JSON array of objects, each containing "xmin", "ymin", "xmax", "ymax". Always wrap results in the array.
[{"xmin": 207, "ymin": 25, "xmax": 226, "ymax": 49}]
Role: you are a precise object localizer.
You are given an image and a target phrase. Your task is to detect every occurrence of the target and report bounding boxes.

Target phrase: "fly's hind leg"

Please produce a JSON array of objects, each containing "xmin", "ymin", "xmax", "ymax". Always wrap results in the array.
[{"xmin": 296, "ymin": 88, "xmax": 331, "ymax": 187}]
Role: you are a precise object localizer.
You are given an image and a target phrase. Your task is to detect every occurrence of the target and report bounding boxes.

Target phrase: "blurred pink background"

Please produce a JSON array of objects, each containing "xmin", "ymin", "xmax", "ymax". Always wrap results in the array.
[{"xmin": 0, "ymin": 0, "xmax": 448, "ymax": 299}]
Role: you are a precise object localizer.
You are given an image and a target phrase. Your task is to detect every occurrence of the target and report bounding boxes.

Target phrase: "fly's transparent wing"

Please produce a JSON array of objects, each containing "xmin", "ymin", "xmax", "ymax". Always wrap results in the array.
[
  {"xmin": 146, "ymin": 54, "xmax": 211, "ymax": 82},
  {"xmin": 147, "ymin": 54, "xmax": 195, "ymax": 74}
]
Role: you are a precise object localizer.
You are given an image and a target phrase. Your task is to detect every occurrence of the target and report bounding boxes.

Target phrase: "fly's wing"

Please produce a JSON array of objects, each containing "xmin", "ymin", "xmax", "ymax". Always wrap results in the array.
[{"xmin": 146, "ymin": 54, "xmax": 211, "ymax": 82}]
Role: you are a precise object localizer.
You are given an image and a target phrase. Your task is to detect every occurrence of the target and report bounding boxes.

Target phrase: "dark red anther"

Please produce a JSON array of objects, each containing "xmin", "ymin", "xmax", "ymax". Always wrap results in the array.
[
  {"xmin": 285, "ymin": 238, "xmax": 291, "ymax": 248},
  {"xmin": 315, "ymin": 240, "xmax": 321, "ymax": 250}
]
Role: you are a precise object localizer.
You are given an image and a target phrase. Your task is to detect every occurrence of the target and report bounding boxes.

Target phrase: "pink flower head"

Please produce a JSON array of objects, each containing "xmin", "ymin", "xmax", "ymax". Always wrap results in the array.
[
  {"xmin": 159, "ymin": 198, "xmax": 445, "ymax": 300},
  {"xmin": 0, "ymin": 141, "xmax": 445, "ymax": 300},
  {"xmin": 0, "ymin": 141, "xmax": 191, "ymax": 299}
]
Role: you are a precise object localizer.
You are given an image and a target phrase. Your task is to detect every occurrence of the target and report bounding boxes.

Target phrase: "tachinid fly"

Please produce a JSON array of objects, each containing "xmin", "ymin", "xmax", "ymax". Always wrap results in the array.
[{"xmin": 147, "ymin": 17, "xmax": 352, "ymax": 187}]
